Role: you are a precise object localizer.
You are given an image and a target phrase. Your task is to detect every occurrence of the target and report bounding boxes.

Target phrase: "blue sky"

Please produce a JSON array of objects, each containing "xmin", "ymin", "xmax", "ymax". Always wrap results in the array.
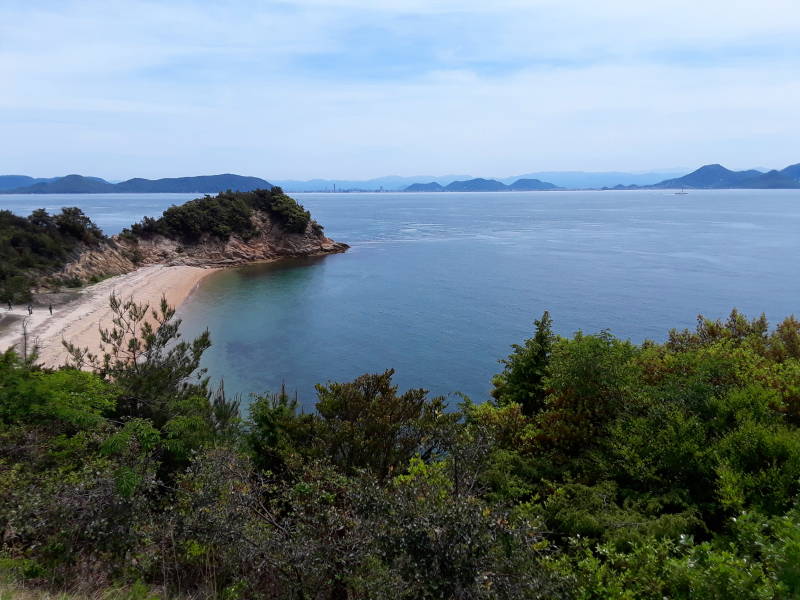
[{"xmin": 2, "ymin": 0, "xmax": 799, "ymax": 179}]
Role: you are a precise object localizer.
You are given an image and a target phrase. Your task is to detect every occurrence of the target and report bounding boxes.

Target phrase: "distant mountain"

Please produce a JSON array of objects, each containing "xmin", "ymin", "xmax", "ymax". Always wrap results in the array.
[
  {"xmin": 781, "ymin": 163, "xmax": 800, "ymax": 182},
  {"xmin": 9, "ymin": 174, "xmax": 117, "ymax": 194},
  {"xmin": 404, "ymin": 182, "xmax": 445, "ymax": 192},
  {"xmin": 648, "ymin": 163, "xmax": 800, "ymax": 189},
  {"xmin": 114, "ymin": 174, "xmax": 270, "ymax": 193},
  {"xmin": 273, "ymin": 172, "xmax": 682, "ymax": 191},
  {"xmin": 652, "ymin": 164, "xmax": 764, "ymax": 189},
  {"xmin": 2, "ymin": 173, "xmax": 272, "ymax": 194},
  {"xmin": 403, "ymin": 177, "xmax": 559, "ymax": 192},
  {"xmin": 507, "ymin": 178, "xmax": 558, "ymax": 191},
  {"xmin": 267, "ymin": 165, "xmax": 800, "ymax": 191},
  {"xmin": 499, "ymin": 170, "xmax": 687, "ymax": 189},
  {"xmin": 737, "ymin": 170, "xmax": 800, "ymax": 189},
  {"xmin": 0, "ymin": 175, "xmax": 57, "ymax": 191},
  {"xmin": 7, "ymin": 164, "xmax": 799, "ymax": 195},
  {"xmin": 272, "ymin": 175, "xmax": 472, "ymax": 192},
  {"xmin": 445, "ymin": 178, "xmax": 510, "ymax": 192}
]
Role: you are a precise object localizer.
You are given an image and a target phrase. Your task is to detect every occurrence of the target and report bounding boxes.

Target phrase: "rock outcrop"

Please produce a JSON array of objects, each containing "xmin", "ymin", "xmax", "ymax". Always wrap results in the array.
[{"xmin": 55, "ymin": 211, "xmax": 348, "ymax": 284}]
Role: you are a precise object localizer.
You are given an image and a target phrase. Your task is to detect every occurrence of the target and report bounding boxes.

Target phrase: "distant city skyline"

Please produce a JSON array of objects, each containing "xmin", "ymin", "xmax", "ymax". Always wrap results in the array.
[{"xmin": 2, "ymin": 0, "xmax": 799, "ymax": 180}]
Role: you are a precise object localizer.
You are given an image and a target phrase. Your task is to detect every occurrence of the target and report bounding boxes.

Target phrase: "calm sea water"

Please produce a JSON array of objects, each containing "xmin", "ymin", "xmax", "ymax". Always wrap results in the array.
[{"xmin": 3, "ymin": 190, "xmax": 800, "ymax": 409}]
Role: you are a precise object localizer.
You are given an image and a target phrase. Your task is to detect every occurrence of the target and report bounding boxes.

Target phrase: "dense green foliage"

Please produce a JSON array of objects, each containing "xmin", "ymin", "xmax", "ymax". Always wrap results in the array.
[
  {"xmin": 5, "ymin": 306, "xmax": 800, "ymax": 598},
  {"xmin": 125, "ymin": 188, "xmax": 314, "ymax": 242},
  {"xmin": 0, "ymin": 208, "xmax": 104, "ymax": 302},
  {"xmin": 491, "ymin": 310, "xmax": 554, "ymax": 417}
]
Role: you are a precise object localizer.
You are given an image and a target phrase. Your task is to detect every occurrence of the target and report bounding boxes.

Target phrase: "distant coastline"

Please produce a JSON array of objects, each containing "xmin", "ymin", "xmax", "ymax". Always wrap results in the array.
[
  {"xmin": 0, "ymin": 173, "xmax": 272, "ymax": 195},
  {"xmin": 398, "ymin": 163, "xmax": 800, "ymax": 192},
  {"xmin": 2, "ymin": 162, "xmax": 799, "ymax": 195}
]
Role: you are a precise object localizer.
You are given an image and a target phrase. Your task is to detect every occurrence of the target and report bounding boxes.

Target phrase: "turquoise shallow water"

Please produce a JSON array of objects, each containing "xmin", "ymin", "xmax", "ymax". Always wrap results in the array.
[{"xmin": 3, "ymin": 189, "xmax": 800, "ymax": 409}]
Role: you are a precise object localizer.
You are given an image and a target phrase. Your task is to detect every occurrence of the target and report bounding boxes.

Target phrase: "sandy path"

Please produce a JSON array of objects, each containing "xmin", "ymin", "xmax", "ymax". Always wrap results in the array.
[{"xmin": 0, "ymin": 264, "xmax": 217, "ymax": 368}]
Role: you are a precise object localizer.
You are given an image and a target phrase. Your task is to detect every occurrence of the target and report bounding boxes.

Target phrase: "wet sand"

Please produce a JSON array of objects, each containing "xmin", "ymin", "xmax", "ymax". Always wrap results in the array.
[{"xmin": 0, "ymin": 264, "xmax": 217, "ymax": 368}]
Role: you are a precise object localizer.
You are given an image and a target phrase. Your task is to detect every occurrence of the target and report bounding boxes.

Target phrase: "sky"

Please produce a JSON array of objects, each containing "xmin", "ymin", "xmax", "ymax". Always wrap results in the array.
[{"xmin": 1, "ymin": 0, "xmax": 799, "ymax": 180}]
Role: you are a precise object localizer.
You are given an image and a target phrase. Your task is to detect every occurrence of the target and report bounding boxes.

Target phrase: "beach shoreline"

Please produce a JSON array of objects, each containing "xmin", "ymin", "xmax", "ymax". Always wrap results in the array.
[{"xmin": 0, "ymin": 264, "xmax": 217, "ymax": 368}]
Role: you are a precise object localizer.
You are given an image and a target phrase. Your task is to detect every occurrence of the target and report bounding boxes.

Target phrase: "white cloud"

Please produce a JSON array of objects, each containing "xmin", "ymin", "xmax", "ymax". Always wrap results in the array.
[{"xmin": 1, "ymin": 0, "xmax": 799, "ymax": 178}]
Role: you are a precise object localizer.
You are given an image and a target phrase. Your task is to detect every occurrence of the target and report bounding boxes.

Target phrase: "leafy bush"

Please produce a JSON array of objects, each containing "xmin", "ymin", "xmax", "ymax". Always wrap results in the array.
[
  {"xmin": 5, "ymin": 307, "xmax": 800, "ymax": 597},
  {"xmin": 0, "ymin": 208, "xmax": 105, "ymax": 302}
]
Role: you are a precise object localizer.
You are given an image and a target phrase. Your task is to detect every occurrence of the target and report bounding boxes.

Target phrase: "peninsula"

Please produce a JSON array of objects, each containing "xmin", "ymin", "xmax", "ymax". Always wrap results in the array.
[{"xmin": 0, "ymin": 188, "xmax": 348, "ymax": 366}]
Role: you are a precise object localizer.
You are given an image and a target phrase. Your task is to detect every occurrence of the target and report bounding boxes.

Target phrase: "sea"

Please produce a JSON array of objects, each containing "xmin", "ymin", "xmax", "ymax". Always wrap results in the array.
[{"xmin": 3, "ymin": 190, "xmax": 800, "ymax": 410}]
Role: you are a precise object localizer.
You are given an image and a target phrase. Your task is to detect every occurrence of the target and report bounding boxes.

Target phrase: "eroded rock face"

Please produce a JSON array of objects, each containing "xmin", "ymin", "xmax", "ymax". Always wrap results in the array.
[{"xmin": 56, "ymin": 212, "xmax": 348, "ymax": 282}]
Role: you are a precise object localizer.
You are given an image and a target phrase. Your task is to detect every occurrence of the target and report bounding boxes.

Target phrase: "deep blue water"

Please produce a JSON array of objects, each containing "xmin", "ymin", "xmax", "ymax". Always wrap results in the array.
[{"xmin": 3, "ymin": 190, "xmax": 800, "ymax": 409}]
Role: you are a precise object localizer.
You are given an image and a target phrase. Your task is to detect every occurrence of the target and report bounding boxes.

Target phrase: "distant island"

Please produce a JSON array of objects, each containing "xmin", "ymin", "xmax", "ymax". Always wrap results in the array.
[
  {"xmin": 270, "ymin": 170, "xmax": 687, "ymax": 191},
  {"xmin": 403, "ymin": 177, "xmax": 559, "ymax": 192},
  {"xmin": 404, "ymin": 163, "xmax": 800, "ymax": 192},
  {"xmin": 667, "ymin": 163, "xmax": 800, "ymax": 189},
  {"xmin": 606, "ymin": 163, "xmax": 800, "ymax": 190},
  {"xmin": 0, "ymin": 173, "xmax": 272, "ymax": 194},
  {"xmin": 3, "ymin": 162, "xmax": 800, "ymax": 194},
  {"xmin": 399, "ymin": 163, "xmax": 800, "ymax": 192}
]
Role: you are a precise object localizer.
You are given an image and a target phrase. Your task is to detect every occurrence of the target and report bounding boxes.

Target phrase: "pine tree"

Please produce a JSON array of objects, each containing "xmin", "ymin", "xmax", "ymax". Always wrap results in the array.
[{"xmin": 491, "ymin": 310, "xmax": 555, "ymax": 417}]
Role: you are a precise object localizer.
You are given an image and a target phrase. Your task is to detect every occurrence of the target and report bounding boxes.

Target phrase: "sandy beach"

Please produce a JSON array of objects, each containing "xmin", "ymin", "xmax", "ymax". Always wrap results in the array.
[{"xmin": 0, "ymin": 264, "xmax": 217, "ymax": 368}]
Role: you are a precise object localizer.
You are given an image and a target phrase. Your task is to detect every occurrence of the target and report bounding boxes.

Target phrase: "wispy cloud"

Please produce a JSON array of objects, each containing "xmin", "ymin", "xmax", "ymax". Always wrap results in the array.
[{"xmin": 1, "ymin": 0, "xmax": 799, "ymax": 178}]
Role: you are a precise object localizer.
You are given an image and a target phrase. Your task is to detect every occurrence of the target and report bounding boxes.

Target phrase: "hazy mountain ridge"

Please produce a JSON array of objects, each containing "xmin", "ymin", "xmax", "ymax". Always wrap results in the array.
[
  {"xmin": 3, "ymin": 163, "xmax": 800, "ymax": 194},
  {"xmin": 0, "ymin": 175, "xmax": 60, "ymax": 191},
  {"xmin": 498, "ymin": 170, "xmax": 686, "ymax": 188},
  {"xmin": 114, "ymin": 174, "xmax": 271, "ymax": 193},
  {"xmin": 276, "ymin": 170, "xmax": 686, "ymax": 191},
  {"xmin": 403, "ymin": 177, "xmax": 559, "ymax": 192},
  {"xmin": 271, "ymin": 174, "xmax": 473, "ymax": 192},
  {"xmin": 647, "ymin": 163, "xmax": 800, "ymax": 189},
  {"xmin": 404, "ymin": 164, "xmax": 800, "ymax": 191},
  {"xmin": 444, "ymin": 178, "xmax": 511, "ymax": 192},
  {"xmin": 1, "ymin": 173, "xmax": 272, "ymax": 194},
  {"xmin": 404, "ymin": 182, "xmax": 445, "ymax": 192},
  {"xmin": 402, "ymin": 177, "xmax": 559, "ymax": 192},
  {"xmin": 508, "ymin": 178, "xmax": 559, "ymax": 191},
  {"xmin": 0, "ymin": 170, "xmax": 692, "ymax": 194},
  {"xmin": 13, "ymin": 174, "xmax": 118, "ymax": 193}
]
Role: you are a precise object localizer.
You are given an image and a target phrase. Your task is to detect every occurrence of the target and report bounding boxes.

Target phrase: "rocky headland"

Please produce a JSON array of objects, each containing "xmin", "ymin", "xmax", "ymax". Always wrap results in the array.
[
  {"xmin": 0, "ymin": 188, "xmax": 348, "ymax": 366},
  {"xmin": 56, "ymin": 210, "xmax": 348, "ymax": 284}
]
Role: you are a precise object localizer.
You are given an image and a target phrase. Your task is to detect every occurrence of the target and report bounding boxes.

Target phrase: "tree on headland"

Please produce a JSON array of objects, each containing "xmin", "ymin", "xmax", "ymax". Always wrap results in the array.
[
  {"xmin": 125, "ymin": 187, "xmax": 315, "ymax": 242},
  {"xmin": 491, "ymin": 310, "xmax": 555, "ymax": 417}
]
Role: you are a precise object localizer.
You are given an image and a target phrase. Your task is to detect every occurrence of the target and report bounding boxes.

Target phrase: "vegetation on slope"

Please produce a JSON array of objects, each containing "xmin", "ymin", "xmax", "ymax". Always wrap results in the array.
[
  {"xmin": 125, "ymin": 187, "xmax": 315, "ymax": 242},
  {"xmin": 4, "ymin": 305, "xmax": 800, "ymax": 598},
  {"xmin": 0, "ymin": 208, "xmax": 105, "ymax": 302},
  {"xmin": 0, "ymin": 189, "xmax": 317, "ymax": 302}
]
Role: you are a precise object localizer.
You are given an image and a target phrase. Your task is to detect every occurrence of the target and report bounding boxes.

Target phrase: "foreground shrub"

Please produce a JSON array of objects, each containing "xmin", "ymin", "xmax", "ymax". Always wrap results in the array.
[{"xmin": 4, "ymin": 307, "xmax": 800, "ymax": 597}]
